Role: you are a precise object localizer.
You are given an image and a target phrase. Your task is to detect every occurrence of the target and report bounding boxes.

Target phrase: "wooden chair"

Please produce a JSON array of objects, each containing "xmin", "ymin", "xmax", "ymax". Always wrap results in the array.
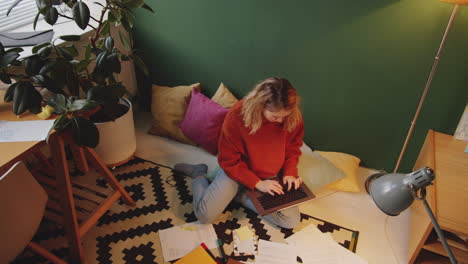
[{"xmin": 0, "ymin": 161, "xmax": 66, "ymax": 264}]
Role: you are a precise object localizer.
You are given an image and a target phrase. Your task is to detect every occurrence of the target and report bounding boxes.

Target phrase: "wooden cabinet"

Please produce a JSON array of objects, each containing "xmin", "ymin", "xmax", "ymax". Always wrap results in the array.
[{"xmin": 408, "ymin": 130, "xmax": 468, "ymax": 263}]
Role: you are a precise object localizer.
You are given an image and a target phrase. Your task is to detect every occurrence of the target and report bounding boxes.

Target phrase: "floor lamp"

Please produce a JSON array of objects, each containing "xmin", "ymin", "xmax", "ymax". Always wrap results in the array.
[
  {"xmin": 365, "ymin": 168, "xmax": 458, "ymax": 264},
  {"xmin": 393, "ymin": 0, "xmax": 468, "ymax": 173}
]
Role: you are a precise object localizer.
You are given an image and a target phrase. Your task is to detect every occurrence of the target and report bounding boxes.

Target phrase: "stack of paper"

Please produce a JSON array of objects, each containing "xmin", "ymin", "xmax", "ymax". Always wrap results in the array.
[
  {"xmin": 233, "ymin": 226, "xmax": 258, "ymax": 256},
  {"xmin": 285, "ymin": 224, "xmax": 367, "ymax": 264},
  {"xmin": 0, "ymin": 120, "xmax": 55, "ymax": 142},
  {"xmin": 254, "ymin": 240, "xmax": 296, "ymax": 264}
]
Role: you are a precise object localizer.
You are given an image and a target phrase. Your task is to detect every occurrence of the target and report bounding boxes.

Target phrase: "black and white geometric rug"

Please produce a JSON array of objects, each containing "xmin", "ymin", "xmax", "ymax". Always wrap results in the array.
[{"xmin": 14, "ymin": 157, "xmax": 359, "ymax": 264}]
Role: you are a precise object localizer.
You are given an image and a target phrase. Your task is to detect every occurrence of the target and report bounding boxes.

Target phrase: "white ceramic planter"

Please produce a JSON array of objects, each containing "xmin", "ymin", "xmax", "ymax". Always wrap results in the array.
[{"xmin": 94, "ymin": 98, "xmax": 136, "ymax": 167}]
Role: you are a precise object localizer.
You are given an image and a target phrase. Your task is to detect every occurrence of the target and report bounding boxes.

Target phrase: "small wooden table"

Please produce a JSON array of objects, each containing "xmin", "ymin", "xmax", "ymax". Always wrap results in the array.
[
  {"xmin": 0, "ymin": 89, "xmax": 136, "ymax": 263},
  {"xmin": 408, "ymin": 130, "xmax": 468, "ymax": 263}
]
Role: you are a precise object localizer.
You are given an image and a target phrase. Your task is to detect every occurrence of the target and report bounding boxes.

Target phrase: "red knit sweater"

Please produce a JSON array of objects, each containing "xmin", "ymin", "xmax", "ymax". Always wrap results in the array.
[{"xmin": 218, "ymin": 100, "xmax": 304, "ymax": 190}]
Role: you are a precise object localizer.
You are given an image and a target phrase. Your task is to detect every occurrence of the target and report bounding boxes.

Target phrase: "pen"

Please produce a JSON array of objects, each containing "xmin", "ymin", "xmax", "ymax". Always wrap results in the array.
[
  {"xmin": 217, "ymin": 239, "xmax": 228, "ymax": 264},
  {"xmin": 200, "ymin": 242, "xmax": 219, "ymax": 264}
]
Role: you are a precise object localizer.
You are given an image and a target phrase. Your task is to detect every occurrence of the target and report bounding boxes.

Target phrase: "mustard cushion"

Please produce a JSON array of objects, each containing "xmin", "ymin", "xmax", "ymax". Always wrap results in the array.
[
  {"xmin": 149, "ymin": 83, "xmax": 201, "ymax": 145},
  {"xmin": 211, "ymin": 82, "xmax": 238, "ymax": 108},
  {"xmin": 318, "ymin": 151, "xmax": 361, "ymax": 192}
]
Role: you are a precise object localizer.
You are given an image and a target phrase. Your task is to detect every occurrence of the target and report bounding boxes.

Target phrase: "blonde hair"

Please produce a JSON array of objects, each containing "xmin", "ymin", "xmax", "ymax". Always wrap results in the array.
[{"xmin": 241, "ymin": 77, "xmax": 301, "ymax": 134}]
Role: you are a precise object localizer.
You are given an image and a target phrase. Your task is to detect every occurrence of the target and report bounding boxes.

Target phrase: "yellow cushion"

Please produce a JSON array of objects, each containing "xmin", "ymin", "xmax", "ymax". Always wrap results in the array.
[
  {"xmin": 211, "ymin": 82, "xmax": 238, "ymax": 108},
  {"xmin": 149, "ymin": 83, "xmax": 201, "ymax": 145},
  {"xmin": 318, "ymin": 151, "xmax": 361, "ymax": 192}
]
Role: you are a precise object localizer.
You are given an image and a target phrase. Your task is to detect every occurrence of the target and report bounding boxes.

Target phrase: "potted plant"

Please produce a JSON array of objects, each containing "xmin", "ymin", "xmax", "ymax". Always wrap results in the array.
[{"xmin": 0, "ymin": 0, "xmax": 153, "ymax": 165}]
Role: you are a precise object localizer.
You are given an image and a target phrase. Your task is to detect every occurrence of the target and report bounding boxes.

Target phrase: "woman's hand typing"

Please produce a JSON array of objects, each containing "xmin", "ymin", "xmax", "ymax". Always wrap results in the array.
[
  {"xmin": 255, "ymin": 180, "xmax": 284, "ymax": 195},
  {"xmin": 283, "ymin": 176, "xmax": 302, "ymax": 191}
]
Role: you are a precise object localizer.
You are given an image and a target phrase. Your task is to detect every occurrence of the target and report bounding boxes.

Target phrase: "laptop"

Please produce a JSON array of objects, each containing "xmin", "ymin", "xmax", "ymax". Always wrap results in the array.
[{"xmin": 246, "ymin": 176, "xmax": 315, "ymax": 216}]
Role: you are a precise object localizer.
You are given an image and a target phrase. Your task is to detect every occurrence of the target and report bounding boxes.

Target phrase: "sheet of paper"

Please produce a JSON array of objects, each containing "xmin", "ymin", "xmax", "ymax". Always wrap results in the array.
[
  {"xmin": 235, "ymin": 226, "xmax": 255, "ymax": 241},
  {"xmin": 286, "ymin": 224, "xmax": 367, "ymax": 264},
  {"xmin": 254, "ymin": 239, "xmax": 296, "ymax": 264},
  {"xmin": 0, "ymin": 120, "xmax": 54, "ymax": 142},
  {"xmin": 237, "ymin": 237, "xmax": 256, "ymax": 254},
  {"xmin": 159, "ymin": 221, "xmax": 218, "ymax": 262}
]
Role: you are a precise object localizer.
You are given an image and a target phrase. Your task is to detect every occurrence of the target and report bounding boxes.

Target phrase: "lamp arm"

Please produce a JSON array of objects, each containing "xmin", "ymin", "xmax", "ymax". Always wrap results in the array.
[
  {"xmin": 422, "ymin": 198, "xmax": 458, "ymax": 264},
  {"xmin": 393, "ymin": 4, "xmax": 460, "ymax": 173}
]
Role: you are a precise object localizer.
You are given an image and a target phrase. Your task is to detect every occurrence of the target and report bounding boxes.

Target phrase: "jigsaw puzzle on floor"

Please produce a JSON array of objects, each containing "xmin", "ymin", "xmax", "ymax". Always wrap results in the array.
[{"xmin": 14, "ymin": 157, "xmax": 359, "ymax": 264}]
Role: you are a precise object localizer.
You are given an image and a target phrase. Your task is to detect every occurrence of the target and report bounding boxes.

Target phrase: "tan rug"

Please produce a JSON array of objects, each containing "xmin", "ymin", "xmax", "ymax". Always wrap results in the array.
[{"xmin": 14, "ymin": 157, "xmax": 359, "ymax": 264}]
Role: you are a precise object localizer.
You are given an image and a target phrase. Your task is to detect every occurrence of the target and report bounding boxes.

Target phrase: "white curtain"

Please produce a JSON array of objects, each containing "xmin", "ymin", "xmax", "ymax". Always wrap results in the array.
[{"xmin": 0, "ymin": 0, "xmax": 39, "ymax": 32}]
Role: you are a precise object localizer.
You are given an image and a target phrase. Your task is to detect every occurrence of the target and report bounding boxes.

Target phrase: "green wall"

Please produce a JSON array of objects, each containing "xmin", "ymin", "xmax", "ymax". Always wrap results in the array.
[{"xmin": 133, "ymin": 0, "xmax": 468, "ymax": 172}]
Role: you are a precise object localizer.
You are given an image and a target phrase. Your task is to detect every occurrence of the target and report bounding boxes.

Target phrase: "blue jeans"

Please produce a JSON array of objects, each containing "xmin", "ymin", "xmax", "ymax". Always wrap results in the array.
[{"xmin": 192, "ymin": 167, "xmax": 301, "ymax": 229}]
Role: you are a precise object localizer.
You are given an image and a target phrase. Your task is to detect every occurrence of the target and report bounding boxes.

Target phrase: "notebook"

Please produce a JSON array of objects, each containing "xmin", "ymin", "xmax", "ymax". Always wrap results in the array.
[
  {"xmin": 174, "ymin": 245, "xmax": 217, "ymax": 264},
  {"xmin": 246, "ymin": 176, "xmax": 315, "ymax": 216}
]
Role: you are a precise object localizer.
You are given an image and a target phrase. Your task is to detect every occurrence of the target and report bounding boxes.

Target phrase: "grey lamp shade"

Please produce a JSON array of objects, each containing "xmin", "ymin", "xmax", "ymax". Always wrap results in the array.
[
  {"xmin": 369, "ymin": 173, "xmax": 414, "ymax": 216},
  {"xmin": 367, "ymin": 167, "xmax": 435, "ymax": 216}
]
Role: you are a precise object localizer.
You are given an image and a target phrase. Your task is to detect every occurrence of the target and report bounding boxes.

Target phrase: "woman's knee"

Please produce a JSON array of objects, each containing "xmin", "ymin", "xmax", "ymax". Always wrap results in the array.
[{"xmin": 269, "ymin": 207, "xmax": 301, "ymax": 229}]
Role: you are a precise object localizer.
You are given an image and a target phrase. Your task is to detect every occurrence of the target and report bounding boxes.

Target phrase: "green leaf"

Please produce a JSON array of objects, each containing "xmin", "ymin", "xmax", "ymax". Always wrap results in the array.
[
  {"xmin": 93, "ymin": 1, "xmax": 105, "ymax": 8},
  {"xmin": 59, "ymin": 35, "xmax": 81, "ymax": 42},
  {"xmin": 76, "ymin": 59, "xmax": 91, "ymax": 72},
  {"xmin": 131, "ymin": 54, "xmax": 148, "ymax": 75},
  {"xmin": 84, "ymin": 45, "xmax": 91, "ymax": 60},
  {"xmin": 141, "ymin": 3, "xmax": 155, "ymax": 13},
  {"xmin": 32, "ymin": 43, "xmax": 50, "ymax": 54},
  {"xmin": 105, "ymin": 36, "xmax": 114, "ymax": 51},
  {"xmin": 51, "ymin": 113, "xmax": 72, "ymax": 131},
  {"xmin": 0, "ymin": 52, "xmax": 20, "ymax": 68},
  {"xmin": 118, "ymin": 31, "xmax": 130, "ymax": 50},
  {"xmin": 69, "ymin": 99, "xmax": 99, "ymax": 111},
  {"xmin": 35, "ymin": 0, "xmax": 48, "ymax": 14},
  {"xmin": 6, "ymin": 47, "xmax": 23, "ymax": 53},
  {"xmin": 123, "ymin": 0, "xmax": 144, "ymax": 9},
  {"xmin": 72, "ymin": 1, "xmax": 90, "ymax": 30},
  {"xmin": 56, "ymin": 46, "xmax": 73, "ymax": 61},
  {"xmin": 44, "ymin": 7, "xmax": 58, "ymax": 25},
  {"xmin": 107, "ymin": 53, "xmax": 121, "ymax": 74},
  {"xmin": 33, "ymin": 12, "xmax": 41, "ymax": 30},
  {"xmin": 7, "ymin": 0, "xmax": 23, "ymax": 16},
  {"xmin": 101, "ymin": 20, "xmax": 110, "ymax": 36},
  {"xmin": 109, "ymin": 8, "xmax": 122, "ymax": 22},
  {"xmin": 0, "ymin": 72, "xmax": 11, "ymax": 84},
  {"xmin": 38, "ymin": 45, "xmax": 52, "ymax": 58},
  {"xmin": 70, "ymin": 116, "xmax": 99, "ymax": 148},
  {"xmin": 66, "ymin": 70, "xmax": 80, "ymax": 96},
  {"xmin": 95, "ymin": 50, "xmax": 108, "ymax": 69},
  {"xmin": 62, "ymin": 45, "xmax": 79, "ymax": 57},
  {"xmin": 121, "ymin": 17, "xmax": 132, "ymax": 32},
  {"xmin": 31, "ymin": 74, "xmax": 45, "ymax": 85},
  {"xmin": 12, "ymin": 82, "xmax": 42, "ymax": 115},
  {"xmin": 4, "ymin": 82, "xmax": 18, "ymax": 102},
  {"xmin": 28, "ymin": 87, "xmax": 42, "ymax": 114},
  {"xmin": 24, "ymin": 55, "xmax": 44, "ymax": 76},
  {"xmin": 48, "ymin": 93, "xmax": 67, "ymax": 114}
]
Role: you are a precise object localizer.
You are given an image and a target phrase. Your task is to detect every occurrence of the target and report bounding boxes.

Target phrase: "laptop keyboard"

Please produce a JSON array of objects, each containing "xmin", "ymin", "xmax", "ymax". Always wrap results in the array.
[{"xmin": 257, "ymin": 187, "xmax": 308, "ymax": 210}]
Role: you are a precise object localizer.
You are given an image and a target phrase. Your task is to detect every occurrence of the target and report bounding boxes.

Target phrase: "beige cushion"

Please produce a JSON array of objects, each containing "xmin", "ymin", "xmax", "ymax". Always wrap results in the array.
[
  {"xmin": 319, "ymin": 151, "xmax": 362, "ymax": 192},
  {"xmin": 149, "ymin": 83, "xmax": 201, "ymax": 145},
  {"xmin": 0, "ymin": 162, "xmax": 47, "ymax": 263},
  {"xmin": 298, "ymin": 151, "xmax": 347, "ymax": 192},
  {"xmin": 211, "ymin": 83, "xmax": 238, "ymax": 108}
]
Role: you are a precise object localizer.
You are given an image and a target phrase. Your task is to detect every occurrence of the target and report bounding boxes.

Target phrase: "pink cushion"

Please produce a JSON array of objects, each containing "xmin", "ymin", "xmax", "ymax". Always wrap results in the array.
[{"xmin": 180, "ymin": 88, "xmax": 229, "ymax": 155}]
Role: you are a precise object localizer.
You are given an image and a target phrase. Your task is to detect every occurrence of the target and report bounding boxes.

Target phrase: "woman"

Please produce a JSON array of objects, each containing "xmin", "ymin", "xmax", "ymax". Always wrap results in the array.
[{"xmin": 175, "ymin": 77, "xmax": 304, "ymax": 229}]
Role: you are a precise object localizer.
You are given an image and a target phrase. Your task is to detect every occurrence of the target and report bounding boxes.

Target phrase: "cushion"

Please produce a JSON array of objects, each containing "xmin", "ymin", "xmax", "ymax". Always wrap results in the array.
[
  {"xmin": 149, "ymin": 83, "xmax": 201, "ymax": 145},
  {"xmin": 298, "ymin": 151, "xmax": 347, "ymax": 192},
  {"xmin": 180, "ymin": 88, "xmax": 229, "ymax": 155},
  {"xmin": 318, "ymin": 151, "xmax": 361, "ymax": 192},
  {"xmin": 211, "ymin": 82, "xmax": 238, "ymax": 108}
]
